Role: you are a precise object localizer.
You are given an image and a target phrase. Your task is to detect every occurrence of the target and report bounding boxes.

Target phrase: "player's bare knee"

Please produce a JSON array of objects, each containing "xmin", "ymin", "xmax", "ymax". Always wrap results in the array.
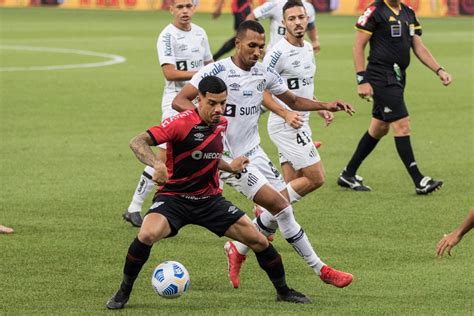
[{"xmin": 138, "ymin": 229, "xmax": 161, "ymax": 245}]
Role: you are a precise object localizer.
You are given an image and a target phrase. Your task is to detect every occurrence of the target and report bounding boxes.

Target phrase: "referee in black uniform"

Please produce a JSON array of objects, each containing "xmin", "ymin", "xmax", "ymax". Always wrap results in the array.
[{"xmin": 337, "ymin": 0, "xmax": 452, "ymax": 195}]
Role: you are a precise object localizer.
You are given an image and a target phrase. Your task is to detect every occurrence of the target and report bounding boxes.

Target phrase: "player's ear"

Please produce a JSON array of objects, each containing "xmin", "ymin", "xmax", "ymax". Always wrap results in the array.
[{"xmin": 235, "ymin": 37, "xmax": 241, "ymax": 49}]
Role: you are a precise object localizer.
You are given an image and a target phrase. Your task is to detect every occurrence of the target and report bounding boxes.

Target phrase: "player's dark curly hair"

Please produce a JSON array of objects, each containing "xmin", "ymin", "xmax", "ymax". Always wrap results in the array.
[
  {"xmin": 282, "ymin": 0, "xmax": 306, "ymax": 16},
  {"xmin": 198, "ymin": 75, "xmax": 227, "ymax": 95},
  {"xmin": 236, "ymin": 20, "xmax": 265, "ymax": 39}
]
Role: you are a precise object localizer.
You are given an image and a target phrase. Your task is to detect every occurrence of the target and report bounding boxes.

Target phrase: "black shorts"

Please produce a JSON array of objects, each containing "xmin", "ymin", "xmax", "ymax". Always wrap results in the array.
[
  {"xmin": 146, "ymin": 194, "xmax": 246, "ymax": 238},
  {"xmin": 233, "ymin": 8, "xmax": 250, "ymax": 30},
  {"xmin": 368, "ymin": 66, "xmax": 409, "ymax": 122}
]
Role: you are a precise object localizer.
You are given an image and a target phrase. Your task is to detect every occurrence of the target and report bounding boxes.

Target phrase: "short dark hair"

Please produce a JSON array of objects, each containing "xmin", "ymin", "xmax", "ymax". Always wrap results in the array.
[
  {"xmin": 236, "ymin": 20, "xmax": 265, "ymax": 39},
  {"xmin": 282, "ymin": 0, "xmax": 306, "ymax": 17},
  {"xmin": 198, "ymin": 76, "xmax": 227, "ymax": 96}
]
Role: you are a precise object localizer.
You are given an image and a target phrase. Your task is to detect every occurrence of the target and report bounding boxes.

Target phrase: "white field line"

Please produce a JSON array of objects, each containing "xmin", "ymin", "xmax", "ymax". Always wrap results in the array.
[{"xmin": 0, "ymin": 45, "xmax": 126, "ymax": 72}]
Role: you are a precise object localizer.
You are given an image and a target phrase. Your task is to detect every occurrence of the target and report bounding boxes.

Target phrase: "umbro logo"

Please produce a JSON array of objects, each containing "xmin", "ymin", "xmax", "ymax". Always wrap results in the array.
[{"xmin": 229, "ymin": 83, "xmax": 240, "ymax": 91}]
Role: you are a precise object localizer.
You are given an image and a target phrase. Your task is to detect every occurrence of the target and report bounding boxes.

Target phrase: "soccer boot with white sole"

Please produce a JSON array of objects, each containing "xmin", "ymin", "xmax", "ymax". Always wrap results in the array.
[
  {"xmin": 122, "ymin": 210, "xmax": 143, "ymax": 227},
  {"xmin": 276, "ymin": 288, "xmax": 312, "ymax": 304},
  {"xmin": 320, "ymin": 265, "xmax": 353, "ymax": 288},
  {"xmin": 416, "ymin": 176, "xmax": 443, "ymax": 195},
  {"xmin": 224, "ymin": 240, "xmax": 246, "ymax": 288},
  {"xmin": 337, "ymin": 170, "xmax": 371, "ymax": 191}
]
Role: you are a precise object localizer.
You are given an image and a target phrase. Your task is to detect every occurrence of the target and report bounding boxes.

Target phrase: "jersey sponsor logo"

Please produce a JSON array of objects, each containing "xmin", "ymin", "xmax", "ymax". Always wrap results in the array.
[
  {"xmin": 191, "ymin": 47, "xmax": 200, "ymax": 53},
  {"xmin": 251, "ymin": 67, "xmax": 263, "ymax": 76},
  {"xmin": 161, "ymin": 111, "xmax": 192, "ymax": 128},
  {"xmin": 229, "ymin": 83, "xmax": 240, "ymax": 91},
  {"xmin": 277, "ymin": 26, "xmax": 286, "ymax": 35},
  {"xmin": 190, "ymin": 60, "xmax": 204, "ymax": 68},
  {"xmin": 240, "ymin": 105, "xmax": 260, "ymax": 116},
  {"xmin": 302, "ymin": 77, "xmax": 313, "ymax": 86},
  {"xmin": 201, "ymin": 63, "xmax": 226, "ymax": 78},
  {"xmin": 176, "ymin": 61, "xmax": 188, "ymax": 71},
  {"xmin": 357, "ymin": 6, "xmax": 376, "ymax": 27},
  {"xmin": 287, "ymin": 78, "xmax": 299, "ymax": 90},
  {"xmin": 409, "ymin": 24, "xmax": 415, "ymax": 36},
  {"xmin": 243, "ymin": 90, "xmax": 253, "ymax": 97},
  {"xmin": 224, "ymin": 103, "xmax": 236, "ymax": 117},
  {"xmin": 193, "ymin": 132, "xmax": 205, "ymax": 141},
  {"xmin": 191, "ymin": 150, "xmax": 222, "ymax": 160},
  {"xmin": 163, "ymin": 33, "xmax": 172, "ymax": 56},
  {"xmin": 178, "ymin": 44, "xmax": 188, "ymax": 51},
  {"xmin": 256, "ymin": 79, "xmax": 266, "ymax": 92},
  {"xmin": 268, "ymin": 50, "xmax": 282, "ymax": 69}
]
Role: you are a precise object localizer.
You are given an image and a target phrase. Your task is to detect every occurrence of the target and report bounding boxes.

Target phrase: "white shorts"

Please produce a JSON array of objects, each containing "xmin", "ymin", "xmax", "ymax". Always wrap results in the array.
[
  {"xmin": 158, "ymin": 95, "xmax": 180, "ymax": 150},
  {"xmin": 269, "ymin": 126, "xmax": 321, "ymax": 171},
  {"xmin": 220, "ymin": 145, "xmax": 286, "ymax": 200}
]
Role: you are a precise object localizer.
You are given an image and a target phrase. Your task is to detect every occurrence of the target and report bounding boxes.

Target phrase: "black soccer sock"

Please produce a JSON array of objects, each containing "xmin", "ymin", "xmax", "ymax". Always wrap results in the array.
[
  {"xmin": 345, "ymin": 131, "xmax": 380, "ymax": 177},
  {"xmin": 120, "ymin": 237, "xmax": 152, "ymax": 294},
  {"xmin": 254, "ymin": 244, "xmax": 290, "ymax": 295},
  {"xmin": 394, "ymin": 136, "xmax": 424, "ymax": 185},
  {"xmin": 213, "ymin": 37, "xmax": 236, "ymax": 60}
]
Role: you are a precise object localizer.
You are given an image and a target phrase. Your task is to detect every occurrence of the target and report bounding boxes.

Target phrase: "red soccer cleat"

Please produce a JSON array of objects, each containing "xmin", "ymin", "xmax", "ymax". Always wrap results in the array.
[
  {"xmin": 252, "ymin": 205, "xmax": 274, "ymax": 241},
  {"xmin": 320, "ymin": 265, "xmax": 353, "ymax": 288},
  {"xmin": 224, "ymin": 241, "xmax": 246, "ymax": 288},
  {"xmin": 314, "ymin": 141, "xmax": 322, "ymax": 149}
]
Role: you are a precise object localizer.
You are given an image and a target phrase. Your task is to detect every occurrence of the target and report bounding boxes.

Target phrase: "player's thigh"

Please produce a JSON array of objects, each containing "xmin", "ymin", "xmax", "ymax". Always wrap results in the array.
[
  {"xmin": 193, "ymin": 196, "xmax": 246, "ymax": 237},
  {"xmin": 144, "ymin": 196, "xmax": 191, "ymax": 240},
  {"xmin": 224, "ymin": 215, "xmax": 268, "ymax": 252},
  {"xmin": 269, "ymin": 127, "xmax": 321, "ymax": 171},
  {"xmin": 138, "ymin": 212, "xmax": 172, "ymax": 244},
  {"xmin": 300, "ymin": 160, "xmax": 325, "ymax": 184}
]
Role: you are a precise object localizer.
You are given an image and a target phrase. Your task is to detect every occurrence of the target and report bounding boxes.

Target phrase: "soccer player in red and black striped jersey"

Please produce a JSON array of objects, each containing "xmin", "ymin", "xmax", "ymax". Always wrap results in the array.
[
  {"xmin": 106, "ymin": 76, "xmax": 311, "ymax": 309},
  {"xmin": 212, "ymin": 0, "xmax": 253, "ymax": 60}
]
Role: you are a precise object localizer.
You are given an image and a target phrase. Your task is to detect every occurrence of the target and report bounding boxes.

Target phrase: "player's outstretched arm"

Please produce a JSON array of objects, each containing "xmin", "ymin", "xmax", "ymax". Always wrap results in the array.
[
  {"xmin": 412, "ymin": 35, "xmax": 452, "ymax": 86},
  {"xmin": 218, "ymin": 156, "xmax": 249, "ymax": 174},
  {"xmin": 172, "ymin": 83, "xmax": 199, "ymax": 112},
  {"xmin": 436, "ymin": 208, "xmax": 474, "ymax": 257},
  {"xmin": 263, "ymin": 90, "xmax": 303, "ymax": 129},
  {"xmin": 129, "ymin": 132, "xmax": 167, "ymax": 185},
  {"xmin": 276, "ymin": 91, "xmax": 355, "ymax": 115},
  {"xmin": 161, "ymin": 64, "xmax": 198, "ymax": 82}
]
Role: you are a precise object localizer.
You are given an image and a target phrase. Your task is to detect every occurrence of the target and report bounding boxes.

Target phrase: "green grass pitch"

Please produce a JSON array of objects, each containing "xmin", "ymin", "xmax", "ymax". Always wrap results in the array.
[{"xmin": 0, "ymin": 7, "xmax": 472, "ymax": 315}]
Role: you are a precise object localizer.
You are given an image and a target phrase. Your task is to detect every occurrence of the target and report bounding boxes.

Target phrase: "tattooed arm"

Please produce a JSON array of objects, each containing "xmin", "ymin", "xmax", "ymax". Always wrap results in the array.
[{"xmin": 129, "ymin": 132, "xmax": 168, "ymax": 185}]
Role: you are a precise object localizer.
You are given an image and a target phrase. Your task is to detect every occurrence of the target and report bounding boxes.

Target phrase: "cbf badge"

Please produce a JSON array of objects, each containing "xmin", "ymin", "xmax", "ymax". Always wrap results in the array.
[
  {"xmin": 409, "ymin": 24, "xmax": 415, "ymax": 36},
  {"xmin": 391, "ymin": 21, "xmax": 401, "ymax": 37}
]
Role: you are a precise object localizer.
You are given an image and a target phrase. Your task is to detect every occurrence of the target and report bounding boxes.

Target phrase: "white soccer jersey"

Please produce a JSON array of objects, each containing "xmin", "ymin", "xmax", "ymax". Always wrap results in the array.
[
  {"xmin": 189, "ymin": 57, "xmax": 288, "ymax": 157},
  {"xmin": 253, "ymin": 0, "xmax": 315, "ymax": 49},
  {"xmin": 157, "ymin": 23, "xmax": 212, "ymax": 117},
  {"xmin": 264, "ymin": 38, "xmax": 316, "ymax": 133}
]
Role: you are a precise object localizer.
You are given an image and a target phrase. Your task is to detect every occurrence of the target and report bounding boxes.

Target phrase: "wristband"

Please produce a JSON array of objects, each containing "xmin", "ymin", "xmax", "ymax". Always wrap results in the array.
[
  {"xmin": 435, "ymin": 67, "xmax": 445, "ymax": 75},
  {"xmin": 356, "ymin": 71, "xmax": 368, "ymax": 85}
]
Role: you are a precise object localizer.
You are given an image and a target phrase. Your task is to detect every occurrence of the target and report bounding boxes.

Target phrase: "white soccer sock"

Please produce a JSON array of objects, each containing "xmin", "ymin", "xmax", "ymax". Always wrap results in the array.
[
  {"xmin": 233, "ymin": 208, "xmax": 278, "ymax": 256},
  {"xmin": 286, "ymin": 183, "xmax": 302, "ymax": 204},
  {"xmin": 127, "ymin": 166, "xmax": 156, "ymax": 213},
  {"xmin": 275, "ymin": 205, "xmax": 325, "ymax": 275}
]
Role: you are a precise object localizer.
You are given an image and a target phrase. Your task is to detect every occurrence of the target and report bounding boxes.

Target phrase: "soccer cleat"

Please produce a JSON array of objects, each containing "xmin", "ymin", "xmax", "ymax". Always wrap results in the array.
[
  {"xmin": 276, "ymin": 288, "xmax": 312, "ymax": 304},
  {"xmin": 122, "ymin": 210, "xmax": 143, "ymax": 227},
  {"xmin": 314, "ymin": 140, "xmax": 322, "ymax": 149},
  {"xmin": 106, "ymin": 288, "xmax": 130, "ymax": 310},
  {"xmin": 224, "ymin": 240, "xmax": 246, "ymax": 288},
  {"xmin": 0, "ymin": 225, "xmax": 14, "ymax": 234},
  {"xmin": 337, "ymin": 170, "xmax": 371, "ymax": 191},
  {"xmin": 416, "ymin": 176, "xmax": 443, "ymax": 195},
  {"xmin": 320, "ymin": 265, "xmax": 353, "ymax": 288},
  {"xmin": 252, "ymin": 205, "xmax": 274, "ymax": 242}
]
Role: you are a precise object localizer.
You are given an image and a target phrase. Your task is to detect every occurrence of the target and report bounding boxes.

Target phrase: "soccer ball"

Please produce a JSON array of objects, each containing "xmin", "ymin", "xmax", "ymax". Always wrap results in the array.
[{"xmin": 151, "ymin": 261, "xmax": 190, "ymax": 298}]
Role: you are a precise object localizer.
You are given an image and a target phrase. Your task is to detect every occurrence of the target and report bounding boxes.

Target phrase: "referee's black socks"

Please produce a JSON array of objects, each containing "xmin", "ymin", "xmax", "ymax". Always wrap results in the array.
[
  {"xmin": 345, "ymin": 131, "xmax": 380, "ymax": 177},
  {"xmin": 395, "ymin": 135, "xmax": 424, "ymax": 185},
  {"xmin": 255, "ymin": 243, "xmax": 290, "ymax": 295}
]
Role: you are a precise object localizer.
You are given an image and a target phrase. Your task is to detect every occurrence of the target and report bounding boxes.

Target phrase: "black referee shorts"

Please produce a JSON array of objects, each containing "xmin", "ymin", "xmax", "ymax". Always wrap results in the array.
[
  {"xmin": 369, "ymin": 68, "xmax": 409, "ymax": 122},
  {"xmin": 146, "ymin": 194, "xmax": 246, "ymax": 238}
]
